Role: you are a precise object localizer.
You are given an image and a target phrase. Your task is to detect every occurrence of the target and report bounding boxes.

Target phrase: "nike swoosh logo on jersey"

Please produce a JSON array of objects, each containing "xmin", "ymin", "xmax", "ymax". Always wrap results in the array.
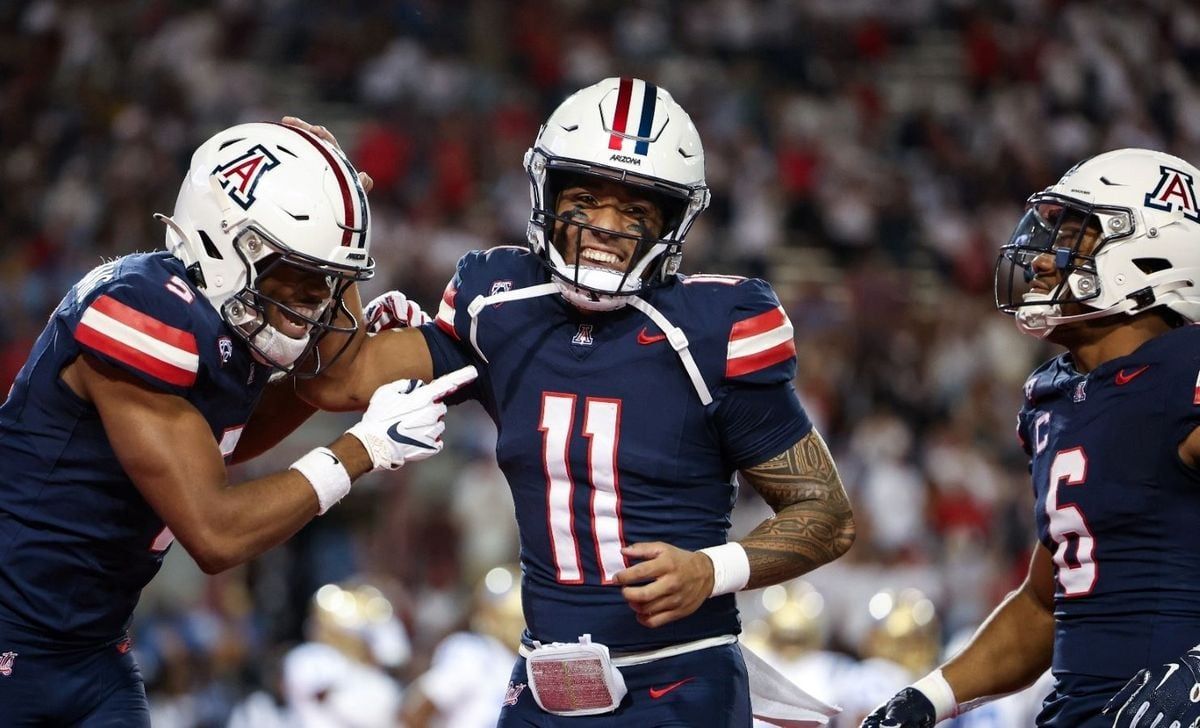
[
  {"xmin": 1115, "ymin": 365, "xmax": 1150, "ymax": 385},
  {"xmin": 637, "ymin": 327, "xmax": 667, "ymax": 345},
  {"xmin": 386, "ymin": 423, "xmax": 435, "ymax": 449},
  {"xmin": 648, "ymin": 677, "xmax": 694, "ymax": 699}
]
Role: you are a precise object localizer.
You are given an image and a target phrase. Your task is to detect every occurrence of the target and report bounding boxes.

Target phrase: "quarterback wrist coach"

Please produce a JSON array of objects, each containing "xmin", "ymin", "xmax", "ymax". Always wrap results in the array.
[
  {"xmin": 289, "ymin": 447, "xmax": 352, "ymax": 514},
  {"xmin": 698, "ymin": 542, "xmax": 751, "ymax": 596}
]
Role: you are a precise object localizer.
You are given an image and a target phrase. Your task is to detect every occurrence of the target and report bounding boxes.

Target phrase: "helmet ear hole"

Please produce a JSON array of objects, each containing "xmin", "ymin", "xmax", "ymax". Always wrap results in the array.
[
  {"xmin": 197, "ymin": 230, "xmax": 222, "ymax": 260},
  {"xmin": 1133, "ymin": 257, "xmax": 1172, "ymax": 274}
]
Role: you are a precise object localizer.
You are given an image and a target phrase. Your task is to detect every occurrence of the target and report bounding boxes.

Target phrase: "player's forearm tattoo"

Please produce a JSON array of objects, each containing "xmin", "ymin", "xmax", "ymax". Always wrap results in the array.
[{"xmin": 737, "ymin": 430, "xmax": 855, "ymax": 588}]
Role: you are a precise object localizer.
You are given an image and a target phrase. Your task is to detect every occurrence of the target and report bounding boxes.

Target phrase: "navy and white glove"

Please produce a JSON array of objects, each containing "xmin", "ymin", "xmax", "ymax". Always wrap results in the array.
[
  {"xmin": 1103, "ymin": 646, "xmax": 1200, "ymax": 728},
  {"xmin": 346, "ymin": 366, "xmax": 477, "ymax": 470},
  {"xmin": 364, "ymin": 290, "xmax": 431, "ymax": 333},
  {"xmin": 861, "ymin": 688, "xmax": 938, "ymax": 728}
]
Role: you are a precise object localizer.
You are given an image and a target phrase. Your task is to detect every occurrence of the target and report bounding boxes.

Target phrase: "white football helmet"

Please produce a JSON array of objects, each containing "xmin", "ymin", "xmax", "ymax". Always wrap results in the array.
[
  {"xmin": 524, "ymin": 77, "xmax": 710, "ymax": 311},
  {"xmin": 995, "ymin": 148, "xmax": 1200, "ymax": 338},
  {"xmin": 158, "ymin": 122, "xmax": 374, "ymax": 374}
]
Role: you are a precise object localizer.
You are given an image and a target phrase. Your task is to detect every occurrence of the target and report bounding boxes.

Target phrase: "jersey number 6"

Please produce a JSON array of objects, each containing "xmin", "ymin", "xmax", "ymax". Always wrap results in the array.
[{"xmin": 1047, "ymin": 447, "xmax": 1097, "ymax": 597}]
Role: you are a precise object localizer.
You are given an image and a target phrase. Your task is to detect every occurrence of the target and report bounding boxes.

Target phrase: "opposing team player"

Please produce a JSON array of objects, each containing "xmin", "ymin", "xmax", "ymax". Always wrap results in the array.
[
  {"xmin": 862, "ymin": 148, "xmax": 1200, "ymax": 727},
  {"xmin": 303, "ymin": 77, "xmax": 855, "ymax": 726},
  {"xmin": 0, "ymin": 122, "xmax": 471, "ymax": 725}
]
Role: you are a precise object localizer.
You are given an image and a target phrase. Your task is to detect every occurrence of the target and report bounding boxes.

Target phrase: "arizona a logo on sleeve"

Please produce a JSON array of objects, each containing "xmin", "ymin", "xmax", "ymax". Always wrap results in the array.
[
  {"xmin": 213, "ymin": 144, "xmax": 281, "ymax": 210},
  {"xmin": 1145, "ymin": 165, "xmax": 1200, "ymax": 223}
]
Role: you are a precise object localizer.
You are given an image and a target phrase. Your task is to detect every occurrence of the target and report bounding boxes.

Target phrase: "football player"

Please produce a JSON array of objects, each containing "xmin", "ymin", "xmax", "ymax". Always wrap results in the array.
[
  {"xmin": 300, "ymin": 77, "xmax": 855, "ymax": 726},
  {"xmin": 862, "ymin": 149, "xmax": 1200, "ymax": 727},
  {"xmin": 0, "ymin": 121, "xmax": 471, "ymax": 724},
  {"xmin": 402, "ymin": 564, "xmax": 526, "ymax": 728}
]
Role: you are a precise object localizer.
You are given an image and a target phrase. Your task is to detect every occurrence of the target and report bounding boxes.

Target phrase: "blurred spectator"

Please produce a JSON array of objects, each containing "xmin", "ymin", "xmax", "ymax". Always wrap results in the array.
[{"xmin": 4, "ymin": 0, "xmax": 1196, "ymax": 723}]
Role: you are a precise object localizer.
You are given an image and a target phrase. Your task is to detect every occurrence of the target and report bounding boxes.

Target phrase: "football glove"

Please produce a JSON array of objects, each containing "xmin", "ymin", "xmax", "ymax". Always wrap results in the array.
[
  {"xmin": 364, "ymin": 290, "xmax": 431, "ymax": 333},
  {"xmin": 346, "ymin": 366, "xmax": 477, "ymax": 470},
  {"xmin": 1103, "ymin": 645, "xmax": 1200, "ymax": 728},
  {"xmin": 861, "ymin": 688, "xmax": 938, "ymax": 728}
]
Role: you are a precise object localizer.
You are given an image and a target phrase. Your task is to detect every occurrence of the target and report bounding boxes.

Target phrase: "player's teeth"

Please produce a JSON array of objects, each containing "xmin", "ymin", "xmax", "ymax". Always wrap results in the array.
[{"xmin": 582, "ymin": 249, "xmax": 618, "ymax": 264}]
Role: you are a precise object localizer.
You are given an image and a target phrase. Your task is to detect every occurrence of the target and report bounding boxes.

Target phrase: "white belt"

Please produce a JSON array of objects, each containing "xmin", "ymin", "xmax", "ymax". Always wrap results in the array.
[{"xmin": 519, "ymin": 633, "xmax": 737, "ymax": 668}]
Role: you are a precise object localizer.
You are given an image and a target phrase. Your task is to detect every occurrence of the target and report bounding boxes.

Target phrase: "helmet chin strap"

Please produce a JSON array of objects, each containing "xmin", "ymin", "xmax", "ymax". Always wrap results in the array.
[
  {"xmin": 247, "ymin": 324, "xmax": 312, "ymax": 368},
  {"xmin": 1016, "ymin": 279, "xmax": 1191, "ymax": 337},
  {"xmin": 223, "ymin": 297, "xmax": 326, "ymax": 370},
  {"xmin": 552, "ymin": 265, "xmax": 638, "ymax": 312},
  {"xmin": 544, "ymin": 233, "xmax": 668, "ymax": 312}
]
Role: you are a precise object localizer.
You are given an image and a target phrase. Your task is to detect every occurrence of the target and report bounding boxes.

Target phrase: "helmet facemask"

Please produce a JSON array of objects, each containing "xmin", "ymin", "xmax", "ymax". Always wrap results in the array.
[
  {"xmin": 531, "ymin": 167, "xmax": 692, "ymax": 311},
  {"xmin": 994, "ymin": 195, "xmax": 1120, "ymax": 338},
  {"xmin": 219, "ymin": 223, "xmax": 371, "ymax": 378}
]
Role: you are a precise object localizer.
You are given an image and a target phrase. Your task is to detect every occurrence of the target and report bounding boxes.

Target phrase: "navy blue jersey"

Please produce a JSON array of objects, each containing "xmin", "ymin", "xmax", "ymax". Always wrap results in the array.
[
  {"xmin": 421, "ymin": 247, "xmax": 811, "ymax": 651},
  {"xmin": 0, "ymin": 252, "xmax": 267, "ymax": 646},
  {"xmin": 1016, "ymin": 325, "xmax": 1200, "ymax": 723}
]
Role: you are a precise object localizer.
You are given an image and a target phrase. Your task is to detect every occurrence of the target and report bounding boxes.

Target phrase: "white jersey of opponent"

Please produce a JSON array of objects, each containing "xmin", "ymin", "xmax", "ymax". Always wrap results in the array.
[{"xmin": 414, "ymin": 631, "xmax": 518, "ymax": 728}]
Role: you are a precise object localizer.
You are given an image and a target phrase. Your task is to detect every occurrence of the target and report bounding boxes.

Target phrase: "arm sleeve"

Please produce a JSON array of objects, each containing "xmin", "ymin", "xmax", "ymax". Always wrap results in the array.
[
  {"xmin": 65, "ymin": 271, "xmax": 201, "ymax": 396},
  {"xmin": 419, "ymin": 252, "xmax": 490, "ymax": 403},
  {"xmin": 721, "ymin": 277, "xmax": 798, "ymax": 386},
  {"xmin": 713, "ymin": 380, "xmax": 813, "ymax": 469}
]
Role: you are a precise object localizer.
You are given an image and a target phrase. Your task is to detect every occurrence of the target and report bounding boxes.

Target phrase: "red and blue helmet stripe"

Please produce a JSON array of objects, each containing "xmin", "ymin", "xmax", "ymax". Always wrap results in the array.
[{"xmin": 607, "ymin": 77, "xmax": 659, "ymax": 156}]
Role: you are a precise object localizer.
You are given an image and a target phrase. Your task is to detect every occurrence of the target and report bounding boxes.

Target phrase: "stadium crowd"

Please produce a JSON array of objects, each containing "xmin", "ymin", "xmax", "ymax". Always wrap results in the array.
[{"xmin": 4, "ymin": 0, "xmax": 1200, "ymax": 724}]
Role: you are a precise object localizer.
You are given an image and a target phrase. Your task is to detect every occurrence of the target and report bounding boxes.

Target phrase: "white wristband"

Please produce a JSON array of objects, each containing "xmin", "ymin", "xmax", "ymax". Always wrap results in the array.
[
  {"xmin": 290, "ymin": 447, "xmax": 352, "ymax": 515},
  {"xmin": 912, "ymin": 669, "xmax": 959, "ymax": 722},
  {"xmin": 698, "ymin": 542, "xmax": 751, "ymax": 596}
]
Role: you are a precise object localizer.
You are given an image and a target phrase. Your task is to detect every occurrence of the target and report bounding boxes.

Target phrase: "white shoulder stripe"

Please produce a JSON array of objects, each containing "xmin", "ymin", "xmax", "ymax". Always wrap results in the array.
[
  {"xmin": 727, "ymin": 321, "xmax": 795, "ymax": 359},
  {"xmin": 79, "ymin": 307, "xmax": 200, "ymax": 372},
  {"xmin": 435, "ymin": 297, "xmax": 456, "ymax": 326}
]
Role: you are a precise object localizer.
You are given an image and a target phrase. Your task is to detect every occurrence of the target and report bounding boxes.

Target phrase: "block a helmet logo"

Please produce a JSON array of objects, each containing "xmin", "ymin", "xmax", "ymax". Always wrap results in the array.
[
  {"xmin": 213, "ymin": 144, "xmax": 281, "ymax": 210},
  {"xmin": 1144, "ymin": 165, "xmax": 1200, "ymax": 223}
]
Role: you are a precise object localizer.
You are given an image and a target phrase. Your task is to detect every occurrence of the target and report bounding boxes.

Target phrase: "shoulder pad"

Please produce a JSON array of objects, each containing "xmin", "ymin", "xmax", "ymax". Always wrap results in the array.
[{"xmin": 69, "ymin": 256, "xmax": 205, "ymax": 392}]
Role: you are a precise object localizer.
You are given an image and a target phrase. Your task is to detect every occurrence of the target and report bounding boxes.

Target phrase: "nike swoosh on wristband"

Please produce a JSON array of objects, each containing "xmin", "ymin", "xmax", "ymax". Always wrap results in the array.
[
  {"xmin": 386, "ymin": 422, "xmax": 436, "ymax": 449},
  {"xmin": 637, "ymin": 327, "xmax": 667, "ymax": 345},
  {"xmin": 1115, "ymin": 365, "xmax": 1150, "ymax": 385},
  {"xmin": 648, "ymin": 677, "xmax": 694, "ymax": 699},
  {"xmin": 324, "ymin": 452, "xmax": 340, "ymax": 466}
]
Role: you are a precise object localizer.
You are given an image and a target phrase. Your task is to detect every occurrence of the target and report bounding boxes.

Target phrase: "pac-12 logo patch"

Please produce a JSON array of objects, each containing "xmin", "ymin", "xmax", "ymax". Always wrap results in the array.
[
  {"xmin": 1145, "ymin": 165, "xmax": 1200, "ymax": 223},
  {"xmin": 218, "ymin": 336, "xmax": 234, "ymax": 365},
  {"xmin": 490, "ymin": 280, "xmax": 513, "ymax": 309},
  {"xmin": 213, "ymin": 144, "xmax": 281, "ymax": 210},
  {"xmin": 0, "ymin": 651, "xmax": 16, "ymax": 677}
]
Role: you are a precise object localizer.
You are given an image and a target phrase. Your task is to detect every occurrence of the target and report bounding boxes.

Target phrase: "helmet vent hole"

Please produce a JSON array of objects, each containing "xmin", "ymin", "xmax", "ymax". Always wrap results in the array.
[
  {"xmin": 275, "ymin": 144, "xmax": 299, "ymax": 159},
  {"xmin": 1133, "ymin": 258, "xmax": 1172, "ymax": 275},
  {"xmin": 198, "ymin": 230, "xmax": 223, "ymax": 260},
  {"xmin": 218, "ymin": 137, "xmax": 245, "ymax": 150}
]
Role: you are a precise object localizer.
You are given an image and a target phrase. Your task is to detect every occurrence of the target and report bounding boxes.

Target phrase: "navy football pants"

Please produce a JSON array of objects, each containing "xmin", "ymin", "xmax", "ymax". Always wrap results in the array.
[
  {"xmin": 0, "ymin": 629, "xmax": 149, "ymax": 727},
  {"xmin": 498, "ymin": 642, "xmax": 751, "ymax": 727}
]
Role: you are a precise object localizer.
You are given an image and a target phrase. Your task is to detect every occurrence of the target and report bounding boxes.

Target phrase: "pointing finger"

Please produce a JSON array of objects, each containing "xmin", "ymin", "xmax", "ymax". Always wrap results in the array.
[{"xmin": 429, "ymin": 365, "xmax": 478, "ymax": 401}]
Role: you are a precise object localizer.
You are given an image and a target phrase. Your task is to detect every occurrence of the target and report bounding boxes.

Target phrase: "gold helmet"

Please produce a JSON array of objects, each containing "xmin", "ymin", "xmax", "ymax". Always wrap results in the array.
[
  {"xmin": 470, "ymin": 564, "xmax": 525, "ymax": 653},
  {"xmin": 309, "ymin": 581, "xmax": 410, "ymax": 668},
  {"xmin": 860, "ymin": 588, "xmax": 941, "ymax": 676},
  {"xmin": 760, "ymin": 580, "xmax": 830, "ymax": 660}
]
